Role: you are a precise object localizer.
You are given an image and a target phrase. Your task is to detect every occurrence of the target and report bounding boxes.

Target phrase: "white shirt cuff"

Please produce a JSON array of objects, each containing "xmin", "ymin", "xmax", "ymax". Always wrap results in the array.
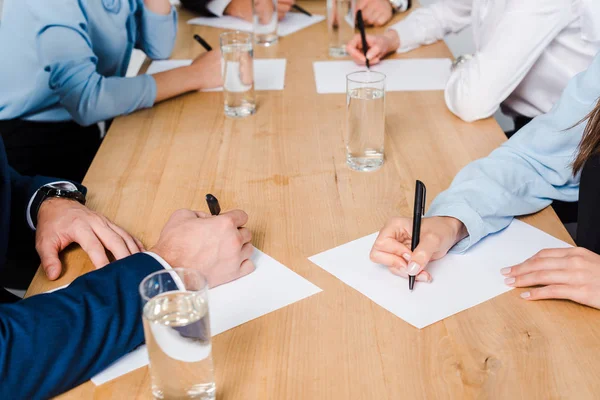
[
  {"xmin": 396, "ymin": 0, "xmax": 409, "ymax": 12},
  {"xmin": 144, "ymin": 251, "xmax": 173, "ymax": 270},
  {"xmin": 27, "ymin": 181, "xmax": 78, "ymax": 231},
  {"xmin": 206, "ymin": 0, "xmax": 232, "ymax": 17}
]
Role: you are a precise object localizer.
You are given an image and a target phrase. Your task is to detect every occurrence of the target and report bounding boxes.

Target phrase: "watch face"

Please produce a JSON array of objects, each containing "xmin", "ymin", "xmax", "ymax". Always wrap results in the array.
[{"xmin": 48, "ymin": 182, "xmax": 78, "ymax": 191}]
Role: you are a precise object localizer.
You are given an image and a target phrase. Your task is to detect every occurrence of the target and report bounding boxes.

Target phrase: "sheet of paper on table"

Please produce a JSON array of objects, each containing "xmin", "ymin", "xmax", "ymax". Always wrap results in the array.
[
  {"xmin": 45, "ymin": 248, "xmax": 321, "ymax": 385},
  {"xmin": 146, "ymin": 59, "xmax": 286, "ymax": 91},
  {"xmin": 187, "ymin": 13, "xmax": 325, "ymax": 37},
  {"xmin": 313, "ymin": 59, "xmax": 452, "ymax": 94},
  {"xmin": 308, "ymin": 220, "xmax": 571, "ymax": 329}
]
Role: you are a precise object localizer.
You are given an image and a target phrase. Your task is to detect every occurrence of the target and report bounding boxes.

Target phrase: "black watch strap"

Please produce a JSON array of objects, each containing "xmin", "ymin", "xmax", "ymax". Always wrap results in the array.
[{"xmin": 30, "ymin": 183, "xmax": 86, "ymax": 228}]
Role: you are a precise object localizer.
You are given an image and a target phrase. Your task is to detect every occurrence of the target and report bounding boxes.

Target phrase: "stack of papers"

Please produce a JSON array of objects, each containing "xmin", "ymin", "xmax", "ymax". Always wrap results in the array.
[
  {"xmin": 309, "ymin": 220, "xmax": 571, "ymax": 329},
  {"xmin": 313, "ymin": 59, "xmax": 452, "ymax": 94},
  {"xmin": 188, "ymin": 13, "xmax": 325, "ymax": 37},
  {"xmin": 146, "ymin": 59, "xmax": 287, "ymax": 91}
]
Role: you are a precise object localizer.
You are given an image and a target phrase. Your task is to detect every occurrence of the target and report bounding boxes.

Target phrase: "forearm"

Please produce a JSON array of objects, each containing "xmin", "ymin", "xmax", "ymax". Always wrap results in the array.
[
  {"xmin": 153, "ymin": 66, "xmax": 202, "ymax": 103},
  {"xmin": 0, "ymin": 254, "xmax": 163, "ymax": 400},
  {"xmin": 389, "ymin": 0, "xmax": 472, "ymax": 52}
]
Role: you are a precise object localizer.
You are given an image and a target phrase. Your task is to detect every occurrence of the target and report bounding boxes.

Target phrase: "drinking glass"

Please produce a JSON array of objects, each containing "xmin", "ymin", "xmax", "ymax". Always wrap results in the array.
[
  {"xmin": 346, "ymin": 71, "xmax": 386, "ymax": 171},
  {"xmin": 253, "ymin": 0, "xmax": 278, "ymax": 46},
  {"xmin": 140, "ymin": 269, "xmax": 215, "ymax": 400},
  {"xmin": 327, "ymin": 0, "xmax": 355, "ymax": 57},
  {"xmin": 219, "ymin": 31, "xmax": 256, "ymax": 118}
]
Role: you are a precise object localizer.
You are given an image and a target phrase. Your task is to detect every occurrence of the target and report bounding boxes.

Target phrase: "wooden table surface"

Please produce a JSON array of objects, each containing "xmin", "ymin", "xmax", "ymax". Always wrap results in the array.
[{"xmin": 26, "ymin": 3, "xmax": 600, "ymax": 399}]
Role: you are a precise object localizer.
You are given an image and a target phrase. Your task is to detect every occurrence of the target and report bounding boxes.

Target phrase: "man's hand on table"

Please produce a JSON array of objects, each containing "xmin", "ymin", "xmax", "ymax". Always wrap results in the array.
[
  {"xmin": 35, "ymin": 198, "xmax": 144, "ymax": 280},
  {"xmin": 151, "ymin": 209, "xmax": 255, "ymax": 288}
]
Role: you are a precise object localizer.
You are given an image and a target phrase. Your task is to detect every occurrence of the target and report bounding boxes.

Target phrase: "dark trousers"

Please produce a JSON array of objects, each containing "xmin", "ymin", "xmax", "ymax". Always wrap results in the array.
[{"xmin": 0, "ymin": 119, "xmax": 103, "ymax": 183}]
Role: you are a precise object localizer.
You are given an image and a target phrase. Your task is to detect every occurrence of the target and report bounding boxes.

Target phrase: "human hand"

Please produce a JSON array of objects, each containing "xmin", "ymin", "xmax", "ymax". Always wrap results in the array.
[
  {"xmin": 502, "ymin": 247, "xmax": 600, "ymax": 309},
  {"xmin": 224, "ymin": 0, "xmax": 254, "ymax": 21},
  {"xmin": 356, "ymin": 0, "xmax": 393, "ymax": 26},
  {"xmin": 346, "ymin": 30, "xmax": 400, "ymax": 66},
  {"xmin": 190, "ymin": 49, "xmax": 224, "ymax": 90},
  {"xmin": 35, "ymin": 198, "xmax": 143, "ymax": 280},
  {"xmin": 253, "ymin": 0, "xmax": 276, "ymax": 24},
  {"xmin": 370, "ymin": 216, "xmax": 467, "ymax": 282},
  {"xmin": 277, "ymin": 0, "xmax": 295, "ymax": 20},
  {"xmin": 150, "ymin": 209, "xmax": 255, "ymax": 288}
]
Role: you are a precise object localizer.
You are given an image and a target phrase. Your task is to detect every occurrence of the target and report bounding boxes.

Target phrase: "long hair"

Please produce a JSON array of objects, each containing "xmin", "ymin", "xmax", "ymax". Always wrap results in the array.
[{"xmin": 573, "ymin": 100, "xmax": 600, "ymax": 174}]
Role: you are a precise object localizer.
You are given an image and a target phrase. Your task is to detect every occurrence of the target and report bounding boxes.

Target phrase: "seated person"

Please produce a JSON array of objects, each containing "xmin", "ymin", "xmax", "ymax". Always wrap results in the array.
[
  {"xmin": 0, "ymin": 135, "xmax": 254, "ymax": 398},
  {"xmin": 0, "ymin": 0, "xmax": 223, "ymax": 182},
  {"xmin": 180, "ymin": 0, "xmax": 295, "ymax": 21},
  {"xmin": 369, "ymin": 51, "xmax": 600, "ymax": 309},
  {"xmin": 347, "ymin": 0, "xmax": 600, "ymax": 127}
]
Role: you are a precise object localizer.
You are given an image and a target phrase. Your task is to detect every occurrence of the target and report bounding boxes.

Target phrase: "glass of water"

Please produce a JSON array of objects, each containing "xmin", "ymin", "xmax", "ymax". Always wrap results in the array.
[
  {"xmin": 346, "ymin": 71, "xmax": 386, "ymax": 171},
  {"xmin": 219, "ymin": 31, "xmax": 256, "ymax": 118},
  {"xmin": 253, "ymin": 0, "xmax": 278, "ymax": 46},
  {"xmin": 327, "ymin": 0, "xmax": 355, "ymax": 57},
  {"xmin": 140, "ymin": 269, "xmax": 215, "ymax": 400}
]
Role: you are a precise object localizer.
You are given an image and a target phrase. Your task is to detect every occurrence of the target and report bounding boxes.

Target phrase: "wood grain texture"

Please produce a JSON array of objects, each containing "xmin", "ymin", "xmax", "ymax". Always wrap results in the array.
[{"xmin": 25, "ymin": 3, "xmax": 600, "ymax": 400}]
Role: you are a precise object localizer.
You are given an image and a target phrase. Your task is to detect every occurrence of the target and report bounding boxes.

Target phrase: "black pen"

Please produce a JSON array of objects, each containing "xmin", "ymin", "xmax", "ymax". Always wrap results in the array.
[
  {"xmin": 292, "ymin": 4, "xmax": 312, "ymax": 17},
  {"xmin": 193, "ymin": 34, "xmax": 213, "ymax": 52},
  {"xmin": 409, "ymin": 180, "xmax": 426, "ymax": 291},
  {"xmin": 356, "ymin": 10, "xmax": 370, "ymax": 70},
  {"xmin": 206, "ymin": 194, "xmax": 221, "ymax": 216}
]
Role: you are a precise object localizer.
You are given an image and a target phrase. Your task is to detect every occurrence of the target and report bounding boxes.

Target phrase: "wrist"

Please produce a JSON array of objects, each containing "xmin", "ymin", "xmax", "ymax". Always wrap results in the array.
[
  {"xmin": 384, "ymin": 30, "xmax": 400, "ymax": 52},
  {"xmin": 444, "ymin": 217, "xmax": 467, "ymax": 245}
]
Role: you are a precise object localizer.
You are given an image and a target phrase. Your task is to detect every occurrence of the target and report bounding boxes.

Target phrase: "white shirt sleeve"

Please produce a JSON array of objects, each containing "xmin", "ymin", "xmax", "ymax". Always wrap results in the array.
[
  {"xmin": 206, "ymin": 0, "xmax": 233, "ymax": 17},
  {"xmin": 389, "ymin": 0, "xmax": 473, "ymax": 53},
  {"xmin": 144, "ymin": 252, "xmax": 173, "ymax": 270},
  {"xmin": 444, "ymin": 0, "xmax": 573, "ymax": 122}
]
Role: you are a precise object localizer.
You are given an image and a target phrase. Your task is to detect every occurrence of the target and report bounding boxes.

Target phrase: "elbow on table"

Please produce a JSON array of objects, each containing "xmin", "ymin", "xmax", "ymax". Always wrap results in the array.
[
  {"xmin": 68, "ymin": 106, "xmax": 101, "ymax": 127},
  {"xmin": 444, "ymin": 86, "xmax": 500, "ymax": 123}
]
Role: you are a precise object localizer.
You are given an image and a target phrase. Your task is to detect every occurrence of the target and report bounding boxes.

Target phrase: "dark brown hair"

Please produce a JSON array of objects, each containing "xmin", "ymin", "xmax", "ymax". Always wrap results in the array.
[{"xmin": 573, "ymin": 100, "xmax": 600, "ymax": 174}]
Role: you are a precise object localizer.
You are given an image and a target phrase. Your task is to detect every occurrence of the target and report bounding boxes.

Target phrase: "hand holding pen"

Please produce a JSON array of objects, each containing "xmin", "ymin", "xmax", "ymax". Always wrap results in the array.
[{"xmin": 369, "ymin": 200, "xmax": 468, "ymax": 287}]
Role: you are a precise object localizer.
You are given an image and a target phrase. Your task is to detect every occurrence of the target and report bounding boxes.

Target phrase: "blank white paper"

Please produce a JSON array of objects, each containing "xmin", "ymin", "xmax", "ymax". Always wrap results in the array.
[
  {"xmin": 91, "ymin": 248, "xmax": 321, "ymax": 385},
  {"xmin": 125, "ymin": 49, "xmax": 147, "ymax": 77},
  {"xmin": 146, "ymin": 59, "xmax": 287, "ymax": 91},
  {"xmin": 187, "ymin": 13, "xmax": 325, "ymax": 37},
  {"xmin": 309, "ymin": 220, "xmax": 571, "ymax": 329},
  {"xmin": 313, "ymin": 59, "xmax": 452, "ymax": 94}
]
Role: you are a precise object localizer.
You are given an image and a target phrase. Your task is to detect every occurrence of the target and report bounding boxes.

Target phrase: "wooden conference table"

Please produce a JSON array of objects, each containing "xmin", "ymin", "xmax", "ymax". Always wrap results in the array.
[{"xmin": 27, "ymin": 3, "xmax": 600, "ymax": 399}]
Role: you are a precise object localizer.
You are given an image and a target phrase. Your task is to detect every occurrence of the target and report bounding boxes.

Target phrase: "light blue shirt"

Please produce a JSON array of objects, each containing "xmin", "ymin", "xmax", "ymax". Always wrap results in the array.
[
  {"xmin": 427, "ymin": 51, "xmax": 600, "ymax": 252},
  {"xmin": 0, "ymin": 0, "xmax": 177, "ymax": 126}
]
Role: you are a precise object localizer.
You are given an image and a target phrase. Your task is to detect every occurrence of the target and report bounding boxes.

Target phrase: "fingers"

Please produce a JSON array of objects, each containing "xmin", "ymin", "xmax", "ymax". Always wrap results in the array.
[
  {"xmin": 505, "ymin": 269, "xmax": 577, "ymax": 288},
  {"xmin": 76, "ymin": 226, "xmax": 111, "ymax": 268},
  {"xmin": 372, "ymin": 236, "xmax": 411, "ymax": 260},
  {"xmin": 221, "ymin": 209, "xmax": 249, "ymax": 227},
  {"xmin": 347, "ymin": 35, "xmax": 367, "ymax": 65},
  {"xmin": 240, "ymin": 242, "xmax": 254, "ymax": 261},
  {"xmin": 521, "ymin": 284, "xmax": 584, "ymax": 303},
  {"xmin": 370, "ymin": 249, "xmax": 408, "ymax": 270},
  {"xmin": 389, "ymin": 266, "xmax": 432, "ymax": 282},
  {"xmin": 194, "ymin": 211, "xmax": 211, "ymax": 219},
  {"xmin": 107, "ymin": 221, "xmax": 143, "ymax": 254},
  {"xmin": 238, "ymin": 227, "xmax": 252, "ymax": 245},
  {"xmin": 502, "ymin": 256, "xmax": 566, "ymax": 277},
  {"xmin": 238, "ymin": 258, "xmax": 256, "ymax": 278},
  {"xmin": 36, "ymin": 237, "xmax": 63, "ymax": 281},
  {"xmin": 134, "ymin": 237, "xmax": 146, "ymax": 252},
  {"xmin": 406, "ymin": 234, "xmax": 440, "ymax": 277},
  {"xmin": 92, "ymin": 223, "xmax": 132, "ymax": 261}
]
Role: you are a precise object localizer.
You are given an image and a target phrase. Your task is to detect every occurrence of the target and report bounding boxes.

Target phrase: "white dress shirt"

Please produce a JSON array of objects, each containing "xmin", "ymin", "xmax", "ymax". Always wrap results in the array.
[{"xmin": 390, "ymin": 0, "xmax": 600, "ymax": 122}]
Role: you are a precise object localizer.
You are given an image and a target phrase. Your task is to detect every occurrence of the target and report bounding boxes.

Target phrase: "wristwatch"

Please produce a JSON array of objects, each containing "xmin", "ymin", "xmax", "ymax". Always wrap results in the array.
[
  {"xmin": 389, "ymin": 0, "xmax": 410, "ymax": 12},
  {"xmin": 30, "ymin": 182, "xmax": 86, "ymax": 228}
]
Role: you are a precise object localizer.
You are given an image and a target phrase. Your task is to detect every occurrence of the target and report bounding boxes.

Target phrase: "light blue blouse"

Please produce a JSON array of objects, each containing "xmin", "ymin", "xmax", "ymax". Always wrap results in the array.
[
  {"xmin": 428, "ymin": 51, "xmax": 600, "ymax": 252},
  {"xmin": 0, "ymin": 0, "xmax": 177, "ymax": 126}
]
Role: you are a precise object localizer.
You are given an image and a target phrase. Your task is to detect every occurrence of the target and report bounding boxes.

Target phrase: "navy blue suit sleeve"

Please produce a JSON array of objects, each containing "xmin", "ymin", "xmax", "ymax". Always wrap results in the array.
[
  {"xmin": 0, "ymin": 253, "xmax": 163, "ymax": 400},
  {"xmin": 180, "ymin": 0, "xmax": 217, "ymax": 16}
]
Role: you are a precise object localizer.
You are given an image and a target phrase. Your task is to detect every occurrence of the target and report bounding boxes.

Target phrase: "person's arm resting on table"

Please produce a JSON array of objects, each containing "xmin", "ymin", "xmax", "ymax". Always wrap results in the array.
[
  {"xmin": 347, "ymin": 0, "xmax": 471, "ymax": 65},
  {"xmin": 369, "ymin": 52, "xmax": 600, "ymax": 291}
]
